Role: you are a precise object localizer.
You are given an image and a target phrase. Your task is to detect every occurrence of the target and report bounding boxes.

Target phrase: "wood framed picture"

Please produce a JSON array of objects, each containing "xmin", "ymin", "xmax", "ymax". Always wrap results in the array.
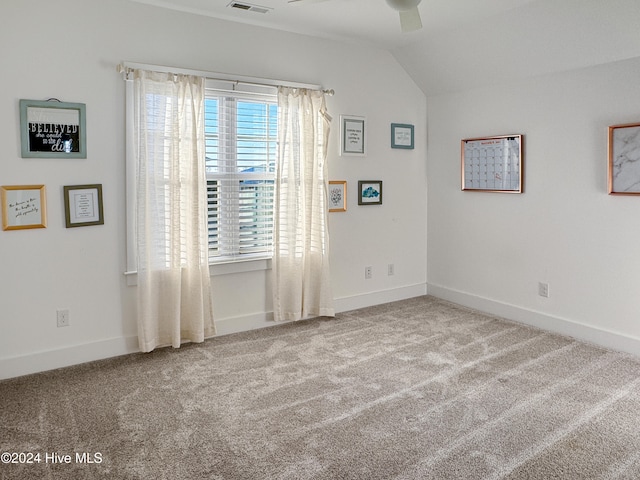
[
  {"xmin": 461, "ymin": 134, "xmax": 523, "ymax": 193},
  {"xmin": 358, "ymin": 180, "xmax": 382, "ymax": 205},
  {"xmin": 340, "ymin": 115, "xmax": 366, "ymax": 156},
  {"xmin": 19, "ymin": 99, "xmax": 87, "ymax": 158},
  {"xmin": 608, "ymin": 123, "xmax": 640, "ymax": 195},
  {"xmin": 1, "ymin": 185, "xmax": 47, "ymax": 230},
  {"xmin": 63, "ymin": 184, "xmax": 104, "ymax": 227},
  {"xmin": 391, "ymin": 123, "xmax": 414, "ymax": 149},
  {"xmin": 328, "ymin": 181, "xmax": 347, "ymax": 212}
]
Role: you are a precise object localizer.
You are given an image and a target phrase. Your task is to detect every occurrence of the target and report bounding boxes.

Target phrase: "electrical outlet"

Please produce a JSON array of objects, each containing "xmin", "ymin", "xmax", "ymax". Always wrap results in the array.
[
  {"xmin": 365, "ymin": 266, "xmax": 373, "ymax": 279},
  {"xmin": 388, "ymin": 263, "xmax": 395, "ymax": 276},
  {"xmin": 57, "ymin": 309, "xmax": 70, "ymax": 327},
  {"xmin": 538, "ymin": 282, "xmax": 549, "ymax": 298}
]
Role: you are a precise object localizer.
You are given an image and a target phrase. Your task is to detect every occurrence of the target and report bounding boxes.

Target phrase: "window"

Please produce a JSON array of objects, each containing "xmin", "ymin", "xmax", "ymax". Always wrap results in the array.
[
  {"xmin": 123, "ymin": 65, "xmax": 320, "ymax": 277},
  {"xmin": 205, "ymin": 82, "xmax": 277, "ymax": 263}
]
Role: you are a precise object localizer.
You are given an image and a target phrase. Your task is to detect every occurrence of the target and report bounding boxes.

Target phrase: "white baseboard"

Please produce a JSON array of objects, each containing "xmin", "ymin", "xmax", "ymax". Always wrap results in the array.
[
  {"xmin": 427, "ymin": 283, "xmax": 640, "ymax": 357},
  {"xmin": 0, "ymin": 284, "xmax": 428, "ymax": 380},
  {"xmin": 334, "ymin": 283, "xmax": 428, "ymax": 313},
  {"xmin": 0, "ymin": 336, "xmax": 140, "ymax": 381},
  {"xmin": 214, "ymin": 283, "xmax": 428, "ymax": 335}
]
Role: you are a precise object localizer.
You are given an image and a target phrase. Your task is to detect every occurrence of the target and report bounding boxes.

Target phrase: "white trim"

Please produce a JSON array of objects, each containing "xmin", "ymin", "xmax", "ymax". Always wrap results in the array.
[
  {"xmin": 0, "ymin": 336, "xmax": 140, "ymax": 381},
  {"xmin": 427, "ymin": 283, "xmax": 640, "ymax": 357},
  {"xmin": 0, "ymin": 284, "xmax": 427, "ymax": 380},
  {"xmin": 211, "ymin": 258, "xmax": 271, "ymax": 276},
  {"xmin": 334, "ymin": 283, "xmax": 428, "ymax": 313},
  {"xmin": 125, "ymin": 78, "xmax": 137, "ymax": 275},
  {"xmin": 214, "ymin": 311, "xmax": 275, "ymax": 336},
  {"xmin": 124, "ymin": 258, "xmax": 272, "ymax": 286}
]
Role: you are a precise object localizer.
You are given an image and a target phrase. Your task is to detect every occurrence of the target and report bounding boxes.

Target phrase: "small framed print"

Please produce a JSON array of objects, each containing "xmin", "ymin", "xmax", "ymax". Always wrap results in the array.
[
  {"xmin": 358, "ymin": 180, "xmax": 382, "ymax": 205},
  {"xmin": 328, "ymin": 181, "xmax": 347, "ymax": 212},
  {"xmin": 391, "ymin": 123, "xmax": 414, "ymax": 149},
  {"xmin": 1, "ymin": 185, "xmax": 47, "ymax": 230},
  {"xmin": 608, "ymin": 123, "xmax": 640, "ymax": 195},
  {"xmin": 20, "ymin": 99, "xmax": 87, "ymax": 158},
  {"xmin": 340, "ymin": 115, "xmax": 366, "ymax": 156},
  {"xmin": 63, "ymin": 184, "xmax": 104, "ymax": 228}
]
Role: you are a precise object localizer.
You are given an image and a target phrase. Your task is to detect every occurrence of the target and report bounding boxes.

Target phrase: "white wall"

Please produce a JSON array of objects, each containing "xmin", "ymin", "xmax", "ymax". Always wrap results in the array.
[
  {"xmin": 0, "ymin": 0, "xmax": 427, "ymax": 379},
  {"xmin": 427, "ymin": 57, "xmax": 640, "ymax": 354}
]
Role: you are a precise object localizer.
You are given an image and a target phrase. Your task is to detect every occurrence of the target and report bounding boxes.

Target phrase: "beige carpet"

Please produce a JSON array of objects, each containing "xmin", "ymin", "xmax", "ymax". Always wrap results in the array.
[{"xmin": 2, "ymin": 296, "xmax": 640, "ymax": 479}]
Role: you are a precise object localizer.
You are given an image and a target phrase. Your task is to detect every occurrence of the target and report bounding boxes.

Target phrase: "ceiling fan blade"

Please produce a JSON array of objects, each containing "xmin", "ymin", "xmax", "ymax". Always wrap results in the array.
[{"xmin": 399, "ymin": 7, "xmax": 422, "ymax": 32}]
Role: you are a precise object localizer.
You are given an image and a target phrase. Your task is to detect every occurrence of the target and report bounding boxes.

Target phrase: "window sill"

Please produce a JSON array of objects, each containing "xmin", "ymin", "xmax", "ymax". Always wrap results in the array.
[
  {"xmin": 210, "ymin": 257, "xmax": 272, "ymax": 276},
  {"xmin": 124, "ymin": 257, "xmax": 272, "ymax": 286}
]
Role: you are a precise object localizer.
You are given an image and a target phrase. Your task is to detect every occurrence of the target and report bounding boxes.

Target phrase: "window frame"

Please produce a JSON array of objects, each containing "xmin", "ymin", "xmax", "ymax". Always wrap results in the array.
[
  {"xmin": 204, "ymin": 82, "xmax": 278, "ymax": 264},
  {"xmin": 121, "ymin": 62, "xmax": 324, "ymax": 280}
]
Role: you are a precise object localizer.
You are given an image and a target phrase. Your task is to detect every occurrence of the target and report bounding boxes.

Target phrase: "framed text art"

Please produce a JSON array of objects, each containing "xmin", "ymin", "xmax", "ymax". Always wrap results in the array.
[
  {"xmin": 63, "ymin": 184, "xmax": 104, "ymax": 228},
  {"xmin": 608, "ymin": 123, "xmax": 640, "ymax": 195},
  {"xmin": 328, "ymin": 181, "xmax": 347, "ymax": 212},
  {"xmin": 340, "ymin": 115, "xmax": 366, "ymax": 156},
  {"xmin": 19, "ymin": 99, "xmax": 87, "ymax": 158},
  {"xmin": 1, "ymin": 185, "xmax": 47, "ymax": 230},
  {"xmin": 391, "ymin": 123, "xmax": 414, "ymax": 149},
  {"xmin": 461, "ymin": 134, "xmax": 523, "ymax": 193},
  {"xmin": 358, "ymin": 180, "xmax": 382, "ymax": 205}
]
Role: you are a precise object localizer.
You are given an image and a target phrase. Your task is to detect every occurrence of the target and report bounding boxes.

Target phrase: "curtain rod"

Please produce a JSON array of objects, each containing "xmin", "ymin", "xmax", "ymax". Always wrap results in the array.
[{"xmin": 117, "ymin": 62, "xmax": 334, "ymax": 96}]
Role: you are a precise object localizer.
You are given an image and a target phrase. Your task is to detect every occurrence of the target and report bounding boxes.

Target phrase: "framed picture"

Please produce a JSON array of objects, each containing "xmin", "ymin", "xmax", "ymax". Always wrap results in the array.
[
  {"xmin": 461, "ymin": 134, "xmax": 523, "ymax": 193},
  {"xmin": 63, "ymin": 184, "xmax": 104, "ymax": 228},
  {"xmin": 358, "ymin": 180, "xmax": 382, "ymax": 205},
  {"xmin": 328, "ymin": 181, "xmax": 347, "ymax": 212},
  {"xmin": 340, "ymin": 115, "xmax": 366, "ymax": 156},
  {"xmin": 1, "ymin": 185, "xmax": 47, "ymax": 230},
  {"xmin": 608, "ymin": 123, "xmax": 640, "ymax": 195},
  {"xmin": 391, "ymin": 123, "xmax": 414, "ymax": 149},
  {"xmin": 19, "ymin": 99, "xmax": 87, "ymax": 158}
]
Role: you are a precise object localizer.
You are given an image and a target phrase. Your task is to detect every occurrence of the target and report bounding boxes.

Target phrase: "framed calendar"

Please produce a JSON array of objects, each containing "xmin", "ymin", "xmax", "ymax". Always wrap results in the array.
[{"xmin": 461, "ymin": 135, "xmax": 523, "ymax": 193}]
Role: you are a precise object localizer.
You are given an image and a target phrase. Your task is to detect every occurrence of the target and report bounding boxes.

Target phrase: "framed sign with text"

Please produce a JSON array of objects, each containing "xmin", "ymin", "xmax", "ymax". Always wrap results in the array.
[
  {"xmin": 20, "ymin": 99, "xmax": 87, "ymax": 158},
  {"xmin": 63, "ymin": 184, "xmax": 104, "ymax": 228},
  {"xmin": 391, "ymin": 123, "xmax": 414, "ymax": 149},
  {"xmin": 340, "ymin": 115, "xmax": 366, "ymax": 156},
  {"xmin": 1, "ymin": 185, "xmax": 47, "ymax": 230}
]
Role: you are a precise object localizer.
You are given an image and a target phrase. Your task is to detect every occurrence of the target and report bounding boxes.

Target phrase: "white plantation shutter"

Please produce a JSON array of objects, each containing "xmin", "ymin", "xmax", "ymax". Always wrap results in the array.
[{"xmin": 205, "ymin": 81, "xmax": 277, "ymax": 262}]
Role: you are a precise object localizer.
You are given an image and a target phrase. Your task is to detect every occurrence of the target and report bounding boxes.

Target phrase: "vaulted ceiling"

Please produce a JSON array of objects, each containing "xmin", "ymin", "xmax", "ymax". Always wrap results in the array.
[{"xmin": 131, "ymin": 0, "xmax": 640, "ymax": 95}]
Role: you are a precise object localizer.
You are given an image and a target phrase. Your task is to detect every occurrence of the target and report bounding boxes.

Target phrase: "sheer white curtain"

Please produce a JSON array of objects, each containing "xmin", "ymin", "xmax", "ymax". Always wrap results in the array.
[
  {"xmin": 273, "ymin": 87, "xmax": 334, "ymax": 322},
  {"xmin": 132, "ymin": 69, "xmax": 215, "ymax": 352}
]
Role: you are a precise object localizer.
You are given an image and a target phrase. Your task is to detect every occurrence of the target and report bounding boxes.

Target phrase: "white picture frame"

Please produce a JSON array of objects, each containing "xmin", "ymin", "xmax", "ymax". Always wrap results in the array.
[{"xmin": 340, "ymin": 115, "xmax": 366, "ymax": 156}]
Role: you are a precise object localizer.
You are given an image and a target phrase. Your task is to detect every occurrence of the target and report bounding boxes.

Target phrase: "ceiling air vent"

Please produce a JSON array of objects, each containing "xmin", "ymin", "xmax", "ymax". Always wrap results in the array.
[{"xmin": 227, "ymin": 2, "xmax": 271, "ymax": 14}]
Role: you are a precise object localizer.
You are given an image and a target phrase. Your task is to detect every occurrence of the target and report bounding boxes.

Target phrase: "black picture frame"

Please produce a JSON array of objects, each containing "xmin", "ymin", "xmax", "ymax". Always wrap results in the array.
[{"xmin": 358, "ymin": 180, "xmax": 383, "ymax": 205}]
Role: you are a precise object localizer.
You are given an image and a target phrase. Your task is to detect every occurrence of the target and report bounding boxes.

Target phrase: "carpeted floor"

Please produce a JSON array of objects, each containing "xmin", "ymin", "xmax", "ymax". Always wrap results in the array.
[{"xmin": 2, "ymin": 295, "xmax": 640, "ymax": 479}]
